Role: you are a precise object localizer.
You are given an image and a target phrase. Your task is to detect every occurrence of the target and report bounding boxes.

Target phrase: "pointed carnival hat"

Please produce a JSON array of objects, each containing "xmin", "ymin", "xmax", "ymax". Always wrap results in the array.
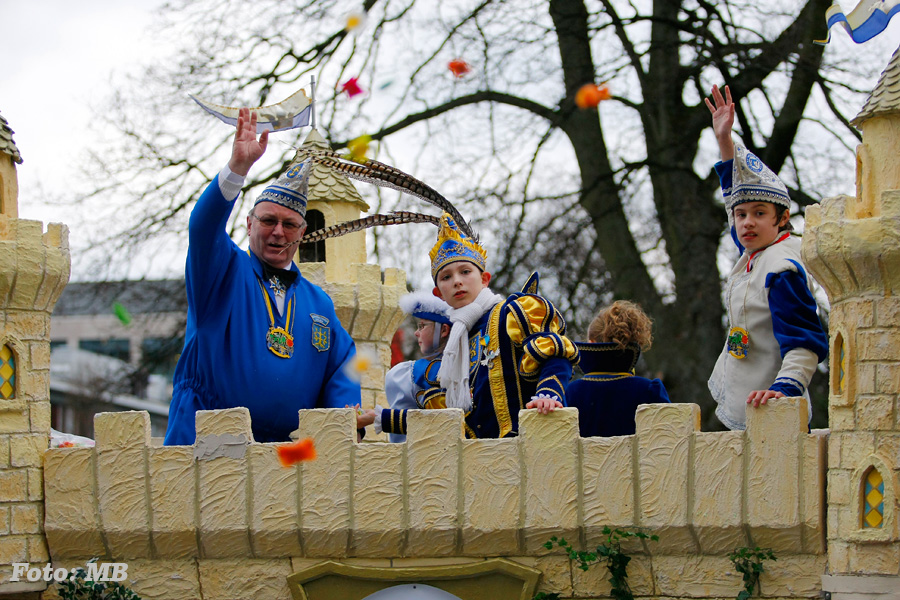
[
  {"xmin": 399, "ymin": 290, "xmax": 452, "ymax": 326},
  {"xmin": 429, "ymin": 213, "xmax": 487, "ymax": 280},
  {"xmin": 255, "ymin": 161, "xmax": 311, "ymax": 217},
  {"xmin": 726, "ymin": 144, "xmax": 791, "ymax": 212}
]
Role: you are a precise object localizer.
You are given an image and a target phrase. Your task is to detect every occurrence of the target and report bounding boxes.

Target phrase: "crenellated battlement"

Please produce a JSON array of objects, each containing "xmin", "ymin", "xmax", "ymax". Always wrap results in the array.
[
  {"xmin": 37, "ymin": 401, "xmax": 827, "ymax": 597},
  {"xmin": 0, "ymin": 218, "xmax": 70, "ymax": 314},
  {"xmin": 298, "ymin": 262, "xmax": 407, "ymax": 422},
  {"xmin": 802, "ymin": 190, "xmax": 900, "ymax": 303}
]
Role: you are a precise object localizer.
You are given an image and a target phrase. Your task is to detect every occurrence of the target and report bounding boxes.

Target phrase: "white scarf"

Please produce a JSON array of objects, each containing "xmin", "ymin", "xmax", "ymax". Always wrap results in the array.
[{"xmin": 437, "ymin": 287, "xmax": 504, "ymax": 411}]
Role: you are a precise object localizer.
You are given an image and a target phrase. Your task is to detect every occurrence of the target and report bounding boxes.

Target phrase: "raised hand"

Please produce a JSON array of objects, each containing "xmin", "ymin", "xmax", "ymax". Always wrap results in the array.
[
  {"xmin": 228, "ymin": 107, "xmax": 269, "ymax": 176},
  {"xmin": 704, "ymin": 84, "xmax": 735, "ymax": 161}
]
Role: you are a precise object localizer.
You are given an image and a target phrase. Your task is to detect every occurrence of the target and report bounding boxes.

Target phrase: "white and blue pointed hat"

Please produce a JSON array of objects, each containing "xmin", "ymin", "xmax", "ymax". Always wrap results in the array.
[
  {"xmin": 255, "ymin": 161, "xmax": 311, "ymax": 217},
  {"xmin": 726, "ymin": 144, "xmax": 791, "ymax": 212}
]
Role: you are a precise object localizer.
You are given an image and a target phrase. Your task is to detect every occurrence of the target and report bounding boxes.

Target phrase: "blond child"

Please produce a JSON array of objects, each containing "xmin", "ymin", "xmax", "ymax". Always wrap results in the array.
[{"xmin": 567, "ymin": 301, "xmax": 669, "ymax": 437}]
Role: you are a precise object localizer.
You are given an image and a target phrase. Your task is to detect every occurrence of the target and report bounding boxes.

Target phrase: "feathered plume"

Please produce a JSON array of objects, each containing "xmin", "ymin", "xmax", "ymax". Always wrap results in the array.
[
  {"xmin": 300, "ymin": 211, "xmax": 440, "ymax": 245},
  {"xmin": 299, "ymin": 148, "xmax": 478, "ymax": 241}
]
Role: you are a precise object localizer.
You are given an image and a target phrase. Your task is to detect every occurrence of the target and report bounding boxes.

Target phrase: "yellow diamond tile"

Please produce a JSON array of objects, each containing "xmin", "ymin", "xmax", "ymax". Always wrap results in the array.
[
  {"xmin": 0, "ymin": 381, "xmax": 13, "ymax": 399},
  {"xmin": 0, "ymin": 345, "xmax": 12, "ymax": 361},
  {"xmin": 865, "ymin": 508, "xmax": 883, "ymax": 528},
  {"xmin": 0, "ymin": 363, "xmax": 13, "ymax": 380},
  {"xmin": 868, "ymin": 470, "xmax": 883, "ymax": 488}
]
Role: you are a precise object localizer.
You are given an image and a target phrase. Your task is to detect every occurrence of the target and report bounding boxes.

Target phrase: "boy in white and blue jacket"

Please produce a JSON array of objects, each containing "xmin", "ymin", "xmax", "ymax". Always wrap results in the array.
[{"xmin": 705, "ymin": 85, "xmax": 828, "ymax": 430}]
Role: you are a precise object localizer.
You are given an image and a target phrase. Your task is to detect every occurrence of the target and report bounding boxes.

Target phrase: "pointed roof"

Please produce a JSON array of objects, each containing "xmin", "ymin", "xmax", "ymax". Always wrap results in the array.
[
  {"xmin": 0, "ymin": 110, "xmax": 23, "ymax": 164},
  {"xmin": 852, "ymin": 43, "xmax": 900, "ymax": 127},
  {"xmin": 294, "ymin": 129, "xmax": 369, "ymax": 212}
]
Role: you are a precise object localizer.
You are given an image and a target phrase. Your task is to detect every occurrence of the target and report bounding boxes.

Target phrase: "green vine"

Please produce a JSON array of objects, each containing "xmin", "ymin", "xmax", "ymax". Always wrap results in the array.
[
  {"xmin": 728, "ymin": 546, "xmax": 776, "ymax": 600},
  {"xmin": 534, "ymin": 526, "xmax": 659, "ymax": 600},
  {"xmin": 56, "ymin": 559, "xmax": 142, "ymax": 600}
]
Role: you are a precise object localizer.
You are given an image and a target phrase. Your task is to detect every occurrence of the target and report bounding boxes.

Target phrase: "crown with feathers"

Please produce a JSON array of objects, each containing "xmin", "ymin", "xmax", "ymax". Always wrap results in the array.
[
  {"xmin": 428, "ymin": 213, "xmax": 487, "ymax": 280},
  {"xmin": 398, "ymin": 290, "xmax": 452, "ymax": 326}
]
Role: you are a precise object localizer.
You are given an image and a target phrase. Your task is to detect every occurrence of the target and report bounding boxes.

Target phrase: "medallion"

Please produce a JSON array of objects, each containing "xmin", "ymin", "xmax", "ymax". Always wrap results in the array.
[
  {"xmin": 267, "ymin": 326, "xmax": 294, "ymax": 358},
  {"xmin": 727, "ymin": 326, "xmax": 750, "ymax": 359}
]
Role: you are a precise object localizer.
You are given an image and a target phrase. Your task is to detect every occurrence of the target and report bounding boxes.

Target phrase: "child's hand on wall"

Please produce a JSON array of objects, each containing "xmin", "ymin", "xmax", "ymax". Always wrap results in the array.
[
  {"xmin": 526, "ymin": 394, "xmax": 563, "ymax": 414},
  {"xmin": 746, "ymin": 389, "xmax": 784, "ymax": 408}
]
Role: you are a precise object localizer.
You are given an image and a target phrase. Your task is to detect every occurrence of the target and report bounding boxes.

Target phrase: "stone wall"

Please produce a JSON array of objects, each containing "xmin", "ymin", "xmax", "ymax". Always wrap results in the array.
[
  {"xmin": 0, "ymin": 216, "xmax": 70, "ymax": 596},
  {"xmin": 298, "ymin": 261, "xmax": 406, "ymax": 438},
  {"xmin": 36, "ymin": 399, "xmax": 826, "ymax": 599},
  {"xmin": 803, "ymin": 188, "xmax": 900, "ymax": 587}
]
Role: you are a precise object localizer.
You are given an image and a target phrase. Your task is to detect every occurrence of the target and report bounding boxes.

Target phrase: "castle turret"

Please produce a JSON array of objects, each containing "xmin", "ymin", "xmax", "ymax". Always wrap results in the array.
[
  {"xmin": 803, "ymin": 45, "xmax": 900, "ymax": 598},
  {"xmin": 0, "ymin": 112, "xmax": 70, "ymax": 594},
  {"xmin": 291, "ymin": 131, "xmax": 407, "ymax": 435}
]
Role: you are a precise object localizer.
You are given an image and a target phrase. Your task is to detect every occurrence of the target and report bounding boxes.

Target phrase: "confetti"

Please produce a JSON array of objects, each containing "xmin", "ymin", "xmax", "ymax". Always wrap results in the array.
[
  {"xmin": 277, "ymin": 438, "xmax": 317, "ymax": 467},
  {"xmin": 574, "ymin": 83, "xmax": 612, "ymax": 109},
  {"xmin": 341, "ymin": 78, "xmax": 365, "ymax": 98},
  {"xmin": 448, "ymin": 59, "xmax": 471, "ymax": 78},
  {"xmin": 345, "ymin": 134, "xmax": 373, "ymax": 163},
  {"xmin": 343, "ymin": 348, "xmax": 377, "ymax": 382},
  {"xmin": 345, "ymin": 11, "xmax": 366, "ymax": 31},
  {"xmin": 112, "ymin": 302, "xmax": 132, "ymax": 326}
]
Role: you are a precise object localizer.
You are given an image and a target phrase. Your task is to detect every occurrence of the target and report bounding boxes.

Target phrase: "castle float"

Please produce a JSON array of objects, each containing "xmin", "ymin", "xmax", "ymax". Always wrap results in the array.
[{"xmin": 1, "ymin": 46, "xmax": 899, "ymax": 600}]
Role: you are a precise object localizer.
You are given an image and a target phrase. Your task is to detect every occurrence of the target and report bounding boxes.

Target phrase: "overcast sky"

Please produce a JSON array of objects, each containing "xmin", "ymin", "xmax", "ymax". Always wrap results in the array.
[
  {"xmin": 3, "ymin": 0, "xmax": 167, "ymax": 222},
  {"xmin": 3, "ymin": 1, "xmax": 900, "ymax": 280}
]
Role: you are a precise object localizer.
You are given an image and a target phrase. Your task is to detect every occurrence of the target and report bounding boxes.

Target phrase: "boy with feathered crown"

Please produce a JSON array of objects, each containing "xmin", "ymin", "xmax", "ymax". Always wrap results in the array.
[
  {"xmin": 420, "ymin": 214, "xmax": 579, "ymax": 438},
  {"xmin": 288, "ymin": 148, "xmax": 580, "ymax": 438}
]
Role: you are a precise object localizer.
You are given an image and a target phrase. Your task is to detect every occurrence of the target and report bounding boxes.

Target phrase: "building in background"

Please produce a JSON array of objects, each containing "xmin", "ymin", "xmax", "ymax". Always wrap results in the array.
[{"xmin": 48, "ymin": 279, "xmax": 185, "ymax": 437}]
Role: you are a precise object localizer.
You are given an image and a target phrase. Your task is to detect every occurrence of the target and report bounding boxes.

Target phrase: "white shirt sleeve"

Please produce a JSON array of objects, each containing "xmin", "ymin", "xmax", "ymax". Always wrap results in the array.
[
  {"xmin": 217, "ymin": 164, "xmax": 245, "ymax": 202},
  {"xmin": 385, "ymin": 361, "xmax": 420, "ymax": 410}
]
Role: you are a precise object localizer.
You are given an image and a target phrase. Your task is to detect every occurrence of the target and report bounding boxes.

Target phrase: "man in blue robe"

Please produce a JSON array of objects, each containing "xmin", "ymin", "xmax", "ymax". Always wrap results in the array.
[{"xmin": 164, "ymin": 109, "xmax": 361, "ymax": 445}]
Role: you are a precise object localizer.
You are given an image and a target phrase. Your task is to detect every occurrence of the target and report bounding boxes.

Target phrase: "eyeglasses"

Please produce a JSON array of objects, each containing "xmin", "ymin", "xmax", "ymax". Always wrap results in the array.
[{"xmin": 252, "ymin": 213, "xmax": 304, "ymax": 233}]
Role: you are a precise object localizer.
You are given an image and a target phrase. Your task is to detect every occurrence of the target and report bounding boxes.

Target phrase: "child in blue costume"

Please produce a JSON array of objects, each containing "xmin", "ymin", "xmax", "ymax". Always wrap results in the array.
[
  {"xmin": 378, "ymin": 291, "xmax": 452, "ymax": 442},
  {"xmin": 359, "ymin": 215, "xmax": 579, "ymax": 439},
  {"xmin": 568, "ymin": 301, "xmax": 669, "ymax": 437},
  {"xmin": 705, "ymin": 85, "xmax": 828, "ymax": 430},
  {"xmin": 164, "ymin": 109, "xmax": 363, "ymax": 445},
  {"xmin": 423, "ymin": 214, "xmax": 579, "ymax": 438}
]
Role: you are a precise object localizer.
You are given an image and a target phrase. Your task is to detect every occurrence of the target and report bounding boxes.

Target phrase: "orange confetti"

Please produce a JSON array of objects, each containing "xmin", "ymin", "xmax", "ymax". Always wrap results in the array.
[
  {"xmin": 574, "ymin": 83, "xmax": 611, "ymax": 109},
  {"xmin": 448, "ymin": 59, "xmax": 471, "ymax": 78},
  {"xmin": 277, "ymin": 438, "xmax": 317, "ymax": 467}
]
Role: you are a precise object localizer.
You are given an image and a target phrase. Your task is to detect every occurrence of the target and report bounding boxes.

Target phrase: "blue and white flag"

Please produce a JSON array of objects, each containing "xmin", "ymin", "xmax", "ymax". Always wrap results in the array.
[{"xmin": 815, "ymin": 0, "xmax": 900, "ymax": 44}]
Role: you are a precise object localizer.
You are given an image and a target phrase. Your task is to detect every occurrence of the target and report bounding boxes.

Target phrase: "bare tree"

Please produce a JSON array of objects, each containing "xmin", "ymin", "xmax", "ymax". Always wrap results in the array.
[{"xmin": 73, "ymin": 0, "xmax": 876, "ymax": 428}]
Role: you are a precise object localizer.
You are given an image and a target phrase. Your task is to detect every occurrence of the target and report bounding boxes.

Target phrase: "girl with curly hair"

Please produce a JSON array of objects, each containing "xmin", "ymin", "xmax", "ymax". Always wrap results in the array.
[{"xmin": 567, "ymin": 300, "xmax": 670, "ymax": 437}]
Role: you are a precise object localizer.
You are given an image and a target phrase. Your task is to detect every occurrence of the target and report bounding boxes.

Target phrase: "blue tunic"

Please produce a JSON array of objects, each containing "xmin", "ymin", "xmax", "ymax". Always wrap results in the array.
[
  {"xmin": 567, "ymin": 342, "xmax": 669, "ymax": 437},
  {"xmin": 378, "ymin": 283, "xmax": 578, "ymax": 439},
  {"xmin": 164, "ymin": 175, "xmax": 361, "ymax": 445}
]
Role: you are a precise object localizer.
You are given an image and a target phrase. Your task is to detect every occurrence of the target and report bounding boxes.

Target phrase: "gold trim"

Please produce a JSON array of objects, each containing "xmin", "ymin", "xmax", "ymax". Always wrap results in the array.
[
  {"xmin": 583, "ymin": 372, "xmax": 634, "ymax": 382},
  {"xmin": 487, "ymin": 303, "xmax": 514, "ymax": 438},
  {"xmin": 536, "ymin": 374, "xmax": 564, "ymax": 395}
]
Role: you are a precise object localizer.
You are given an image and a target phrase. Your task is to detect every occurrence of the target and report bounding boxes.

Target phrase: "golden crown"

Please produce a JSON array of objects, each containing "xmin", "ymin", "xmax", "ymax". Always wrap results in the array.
[{"xmin": 429, "ymin": 213, "xmax": 487, "ymax": 280}]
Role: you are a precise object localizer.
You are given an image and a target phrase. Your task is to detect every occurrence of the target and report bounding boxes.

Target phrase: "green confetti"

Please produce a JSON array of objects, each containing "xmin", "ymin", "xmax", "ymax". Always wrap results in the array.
[{"xmin": 112, "ymin": 302, "xmax": 132, "ymax": 326}]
